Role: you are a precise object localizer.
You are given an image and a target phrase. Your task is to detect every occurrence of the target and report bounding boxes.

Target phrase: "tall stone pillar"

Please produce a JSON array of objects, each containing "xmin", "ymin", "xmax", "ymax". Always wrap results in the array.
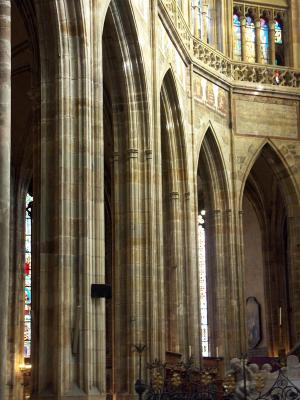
[
  {"xmin": 255, "ymin": 18, "xmax": 261, "ymax": 63},
  {"xmin": 193, "ymin": 2, "xmax": 200, "ymax": 39},
  {"xmin": 226, "ymin": 0, "xmax": 234, "ymax": 57},
  {"xmin": 187, "ymin": 0, "xmax": 192, "ymax": 28},
  {"xmin": 290, "ymin": 0, "xmax": 300, "ymax": 67},
  {"xmin": 282, "ymin": 12, "xmax": 290, "ymax": 66},
  {"xmin": 207, "ymin": 209, "xmax": 227, "ymax": 359},
  {"xmin": 0, "ymin": 1, "xmax": 11, "ymax": 398},
  {"xmin": 269, "ymin": 21, "xmax": 276, "ymax": 65},
  {"xmin": 241, "ymin": 17, "xmax": 247, "ymax": 62},
  {"xmin": 201, "ymin": 2, "xmax": 208, "ymax": 43},
  {"xmin": 238, "ymin": 210, "xmax": 247, "ymax": 353},
  {"xmin": 168, "ymin": 191, "xmax": 181, "ymax": 352}
]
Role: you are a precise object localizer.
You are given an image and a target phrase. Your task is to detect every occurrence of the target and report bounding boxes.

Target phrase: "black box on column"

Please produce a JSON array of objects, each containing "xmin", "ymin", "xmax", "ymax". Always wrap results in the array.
[{"xmin": 91, "ymin": 284, "xmax": 112, "ymax": 299}]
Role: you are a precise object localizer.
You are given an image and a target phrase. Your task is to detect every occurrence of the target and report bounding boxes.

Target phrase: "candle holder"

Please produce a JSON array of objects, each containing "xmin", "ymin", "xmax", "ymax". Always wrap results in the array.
[{"xmin": 134, "ymin": 344, "xmax": 147, "ymax": 400}]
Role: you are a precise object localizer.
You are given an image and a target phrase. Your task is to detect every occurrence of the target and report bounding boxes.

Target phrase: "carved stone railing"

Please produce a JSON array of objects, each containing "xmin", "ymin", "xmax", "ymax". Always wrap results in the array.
[{"xmin": 159, "ymin": 0, "xmax": 300, "ymax": 88}]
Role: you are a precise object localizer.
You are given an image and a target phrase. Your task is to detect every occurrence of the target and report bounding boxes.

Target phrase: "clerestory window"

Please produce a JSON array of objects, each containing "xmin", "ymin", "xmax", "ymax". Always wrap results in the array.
[
  {"xmin": 24, "ymin": 194, "xmax": 33, "ymax": 362},
  {"xmin": 233, "ymin": 3, "xmax": 286, "ymax": 66}
]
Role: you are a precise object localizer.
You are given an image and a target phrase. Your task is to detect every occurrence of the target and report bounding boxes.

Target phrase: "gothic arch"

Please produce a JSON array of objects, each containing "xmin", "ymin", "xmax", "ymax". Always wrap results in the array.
[
  {"xmin": 197, "ymin": 126, "xmax": 237, "ymax": 361},
  {"xmin": 6, "ymin": 2, "xmax": 40, "ymax": 398},
  {"xmin": 160, "ymin": 68, "xmax": 189, "ymax": 193},
  {"xmin": 160, "ymin": 68, "xmax": 194, "ymax": 359},
  {"xmin": 241, "ymin": 142, "xmax": 300, "ymax": 355},
  {"xmin": 240, "ymin": 140, "xmax": 299, "ymax": 214},
  {"xmin": 102, "ymin": 1, "xmax": 151, "ymax": 397},
  {"xmin": 105, "ymin": 0, "xmax": 150, "ymax": 147},
  {"xmin": 197, "ymin": 125, "xmax": 230, "ymax": 211}
]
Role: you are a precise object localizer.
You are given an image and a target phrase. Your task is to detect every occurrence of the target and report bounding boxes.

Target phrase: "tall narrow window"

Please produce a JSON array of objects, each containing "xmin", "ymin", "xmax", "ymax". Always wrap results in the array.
[
  {"xmin": 260, "ymin": 18, "xmax": 269, "ymax": 64},
  {"xmin": 274, "ymin": 18, "xmax": 283, "ymax": 44},
  {"xmin": 274, "ymin": 16, "xmax": 284, "ymax": 65},
  {"xmin": 233, "ymin": 13, "xmax": 242, "ymax": 61},
  {"xmin": 198, "ymin": 211, "xmax": 209, "ymax": 356},
  {"xmin": 24, "ymin": 194, "xmax": 33, "ymax": 360},
  {"xmin": 245, "ymin": 16, "xmax": 256, "ymax": 63}
]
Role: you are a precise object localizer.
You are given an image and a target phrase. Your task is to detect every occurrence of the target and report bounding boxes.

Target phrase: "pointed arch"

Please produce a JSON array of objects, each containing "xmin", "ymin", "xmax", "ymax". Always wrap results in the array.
[
  {"xmin": 198, "ymin": 125, "xmax": 230, "ymax": 212},
  {"xmin": 159, "ymin": 68, "xmax": 191, "ymax": 357},
  {"xmin": 240, "ymin": 141, "xmax": 299, "ymax": 215},
  {"xmin": 241, "ymin": 141, "xmax": 300, "ymax": 354},
  {"xmin": 160, "ymin": 68, "xmax": 189, "ymax": 194},
  {"xmin": 197, "ymin": 125, "xmax": 234, "ymax": 360},
  {"xmin": 102, "ymin": 1, "xmax": 151, "ymax": 397},
  {"xmin": 103, "ymin": 0, "xmax": 150, "ymax": 150}
]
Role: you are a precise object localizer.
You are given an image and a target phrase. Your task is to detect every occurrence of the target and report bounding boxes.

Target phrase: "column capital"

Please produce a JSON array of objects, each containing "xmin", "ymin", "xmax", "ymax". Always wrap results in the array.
[
  {"xmin": 254, "ymin": 18, "xmax": 261, "ymax": 28},
  {"xmin": 240, "ymin": 16, "xmax": 246, "ymax": 26},
  {"xmin": 269, "ymin": 20, "xmax": 275, "ymax": 30}
]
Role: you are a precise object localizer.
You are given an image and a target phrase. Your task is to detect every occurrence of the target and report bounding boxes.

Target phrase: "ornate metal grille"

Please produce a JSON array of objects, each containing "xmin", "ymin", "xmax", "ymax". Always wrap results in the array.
[
  {"xmin": 143, "ymin": 359, "xmax": 224, "ymax": 400},
  {"xmin": 256, "ymin": 370, "xmax": 300, "ymax": 400}
]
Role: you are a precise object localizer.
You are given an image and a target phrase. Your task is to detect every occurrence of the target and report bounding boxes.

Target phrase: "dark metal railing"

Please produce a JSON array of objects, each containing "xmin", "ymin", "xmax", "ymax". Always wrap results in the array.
[{"xmin": 134, "ymin": 348, "xmax": 300, "ymax": 400}]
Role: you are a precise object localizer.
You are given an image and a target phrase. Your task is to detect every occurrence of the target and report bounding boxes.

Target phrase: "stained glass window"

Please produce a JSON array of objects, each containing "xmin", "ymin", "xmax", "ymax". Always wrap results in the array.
[
  {"xmin": 24, "ymin": 194, "xmax": 33, "ymax": 360},
  {"xmin": 245, "ymin": 16, "xmax": 256, "ymax": 63},
  {"xmin": 233, "ymin": 14, "xmax": 242, "ymax": 61},
  {"xmin": 274, "ymin": 19, "xmax": 283, "ymax": 44},
  {"xmin": 260, "ymin": 18, "xmax": 269, "ymax": 64},
  {"xmin": 198, "ymin": 211, "xmax": 209, "ymax": 356},
  {"xmin": 274, "ymin": 17, "xmax": 284, "ymax": 65}
]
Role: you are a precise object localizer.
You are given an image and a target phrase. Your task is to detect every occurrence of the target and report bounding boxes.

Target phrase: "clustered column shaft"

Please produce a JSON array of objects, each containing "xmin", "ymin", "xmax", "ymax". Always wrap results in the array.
[{"xmin": 0, "ymin": 0, "xmax": 11, "ymax": 398}]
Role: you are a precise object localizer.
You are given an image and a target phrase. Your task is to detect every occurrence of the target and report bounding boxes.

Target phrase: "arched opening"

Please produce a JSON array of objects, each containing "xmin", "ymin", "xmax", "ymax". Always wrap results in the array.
[
  {"xmin": 102, "ymin": 0, "xmax": 150, "ymax": 396},
  {"xmin": 242, "ymin": 144, "xmax": 299, "ymax": 357},
  {"xmin": 8, "ymin": 1, "xmax": 39, "ymax": 398},
  {"xmin": 160, "ymin": 70, "xmax": 189, "ymax": 357},
  {"xmin": 197, "ymin": 127, "xmax": 233, "ymax": 360}
]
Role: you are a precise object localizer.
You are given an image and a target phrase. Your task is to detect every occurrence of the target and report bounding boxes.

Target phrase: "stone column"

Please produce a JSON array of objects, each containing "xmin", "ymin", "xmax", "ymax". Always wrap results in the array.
[
  {"xmin": 201, "ymin": 2, "xmax": 208, "ymax": 43},
  {"xmin": 0, "ymin": 1, "xmax": 11, "ymax": 398},
  {"xmin": 269, "ymin": 21, "xmax": 276, "ymax": 65},
  {"xmin": 168, "ymin": 191, "xmax": 181, "ymax": 352},
  {"xmin": 208, "ymin": 210, "xmax": 227, "ymax": 359},
  {"xmin": 241, "ymin": 17, "xmax": 247, "ymax": 62},
  {"xmin": 238, "ymin": 210, "xmax": 247, "ymax": 353},
  {"xmin": 193, "ymin": 2, "xmax": 200, "ymax": 39},
  {"xmin": 187, "ymin": 0, "xmax": 192, "ymax": 28},
  {"xmin": 282, "ymin": 12, "xmax": 290, "ymax": 66},
  {"xmin": 255, "ymin": 18, "xmax": 261, "ymax": 63}
]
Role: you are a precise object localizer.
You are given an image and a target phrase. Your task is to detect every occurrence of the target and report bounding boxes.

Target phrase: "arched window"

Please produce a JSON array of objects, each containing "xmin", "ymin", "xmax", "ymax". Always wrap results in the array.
[
  {"xmin": 198, "ymin": 211, "xmax": 209, "ymax": 356},
  {"xmin": 260, "ymin": 18, "xmax": 269, "ymax": 64},
  {"xmin": 274, "ymin": 16, "xmax": 284, "ymax": 65},
  {"xmin": 233, "ymin": 13, "xmax": 242, "ymax": 61},
  {"xmin": 24, "ymin": 194, "xmax": 33, "ymax": 361},
  {"xmin": 245, "ymin": 15, "xmax": 256, "ymax": 63}
]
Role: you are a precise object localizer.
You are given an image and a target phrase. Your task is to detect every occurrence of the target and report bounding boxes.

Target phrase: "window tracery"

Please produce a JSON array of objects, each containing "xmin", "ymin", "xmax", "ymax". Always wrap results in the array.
[
  {"xmin": 233, "ymin": 12, "xmax": 242, "ymax": 61},
  {"xmin": 233, "ymin": 2, "xmax": 287, "ymax": 66},
  {"xmin": 260, "ymin": 17, "xmax": 269, "ymax": 64},
  {"xmin": 198, "ymin": 211, "xmax": 209, "ymax": 356},
  {"xmin": 245, "ymin": 13, "xmax": 256, "ymax": 63},
  {"xmin": 24, "ymin": 194, "xmax": 33, "ymax": 360}
]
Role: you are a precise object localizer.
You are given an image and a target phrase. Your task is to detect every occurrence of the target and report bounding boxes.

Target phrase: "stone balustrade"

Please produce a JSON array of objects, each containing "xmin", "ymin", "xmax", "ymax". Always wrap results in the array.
[{"xmin": 159, "ymin": 0, "xmax": 300, "ymax": 88}]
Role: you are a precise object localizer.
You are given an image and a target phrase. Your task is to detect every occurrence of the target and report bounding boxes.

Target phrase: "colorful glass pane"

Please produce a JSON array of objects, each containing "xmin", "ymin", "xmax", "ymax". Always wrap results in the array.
[
  {"xmin": 198, "ymin": 211, "xmax": 209, "ymax": 356},
  {"xmin": 24, "ymin": 194, "xmax": 33, "ymax": 360},
  {"xmin": 233, "ymin": 14, "xmax": 242, "ymax": 61},
  {"xmin": 274, "ymin": 19, "xmax": 283, "ymax": 44},
  {"xmin": 245, "ymin": 16, "xmax": 255, "ymax": 63},
  {"xmin": 260, "ymin": 18, "xmax": 269, "ymax": 64}
]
